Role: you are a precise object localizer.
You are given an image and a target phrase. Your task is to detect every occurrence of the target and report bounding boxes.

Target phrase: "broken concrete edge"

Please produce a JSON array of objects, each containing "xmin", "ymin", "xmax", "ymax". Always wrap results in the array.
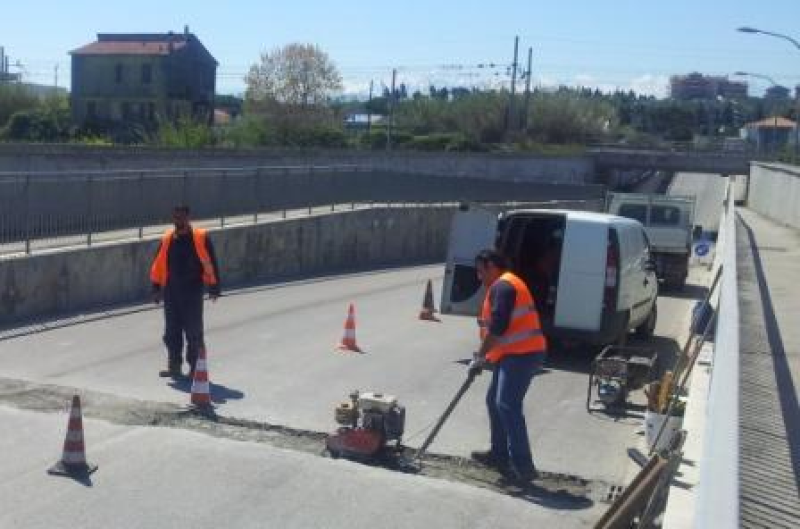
[{"xmin": 0, "ymin": 375, "xmax": 618, "ymax": 506}]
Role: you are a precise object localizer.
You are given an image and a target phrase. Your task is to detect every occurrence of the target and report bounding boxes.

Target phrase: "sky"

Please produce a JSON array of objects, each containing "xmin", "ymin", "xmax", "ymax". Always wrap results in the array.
[{"xmin": 1, "ymin": 0, "xmax": 799, "ymax": 98}]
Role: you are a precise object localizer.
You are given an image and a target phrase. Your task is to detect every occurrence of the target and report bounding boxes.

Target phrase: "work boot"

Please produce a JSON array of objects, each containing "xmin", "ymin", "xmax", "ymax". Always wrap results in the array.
[
  {"xmin": 159, "ymin": 360, "xmax": 183, "ymax": 379},
  {"xmin": 470, "ymin": 450, "xmax": 509, "ymax": 471},
  {"xmin": 503, "ymin": 465, "xmax": 541, "ymax": 484}
]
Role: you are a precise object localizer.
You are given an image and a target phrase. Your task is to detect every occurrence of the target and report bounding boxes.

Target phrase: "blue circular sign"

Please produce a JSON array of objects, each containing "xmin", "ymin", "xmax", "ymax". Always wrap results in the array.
[{"xmin": 695, "ymin": 243, "xmax": 710, "ymax": 257}]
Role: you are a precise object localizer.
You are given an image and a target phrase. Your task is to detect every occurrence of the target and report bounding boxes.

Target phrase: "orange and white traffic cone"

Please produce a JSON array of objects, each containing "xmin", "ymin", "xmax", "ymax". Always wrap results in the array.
[
  {"xmin": 190, "ymin": 347, "xmax": 212, "ymax": 408},
  {"xmin": 48, "ymin": 395, "xmax": 98, "ymax": 477},
  {"xmin": 337, "ymin": 303, "xmax": 363, "ymax": 353},
  {"xmin": 419, "ymin": 279, "xmax": 440, "ymax": 322}
]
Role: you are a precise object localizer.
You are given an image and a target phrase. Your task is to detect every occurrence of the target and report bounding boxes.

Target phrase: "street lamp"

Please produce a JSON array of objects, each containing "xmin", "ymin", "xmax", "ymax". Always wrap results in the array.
[
  {"xmin": 734, "ymin": 71, "xmax": 778, "ymax": 87},
  {"xmin": 737, "ymin": 27, "xmax": 800, "ymax": 160}
]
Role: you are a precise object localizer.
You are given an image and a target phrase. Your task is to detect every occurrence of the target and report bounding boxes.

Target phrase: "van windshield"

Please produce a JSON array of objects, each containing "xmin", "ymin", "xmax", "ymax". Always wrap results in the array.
[
  {"xmin": 618, "ymin": 204, "xmax": 648, "ymax": 223},
  {"xmin": 651, "ymin": 205, "xmax": 682, "ymax": 226}
]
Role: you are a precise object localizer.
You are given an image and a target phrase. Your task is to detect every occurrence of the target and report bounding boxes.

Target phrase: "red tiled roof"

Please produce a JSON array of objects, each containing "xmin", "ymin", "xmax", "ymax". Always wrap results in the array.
[
  {"xmin": 71, "ymin": 40, "xmax": 187, "ymax": 56},
  {"xmin": 746, "ymin": 116, "xmax": 797, "ymax": 129}
]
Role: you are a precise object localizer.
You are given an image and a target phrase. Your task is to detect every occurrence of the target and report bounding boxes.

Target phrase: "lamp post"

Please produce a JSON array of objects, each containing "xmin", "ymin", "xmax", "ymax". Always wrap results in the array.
[
  {"xmin": 737, "ymin": 27, "xmax": 800, "ymax": 160},
  {"xmin": 734, "ymin": 71, "xmax": 781, "ymax": 155}
]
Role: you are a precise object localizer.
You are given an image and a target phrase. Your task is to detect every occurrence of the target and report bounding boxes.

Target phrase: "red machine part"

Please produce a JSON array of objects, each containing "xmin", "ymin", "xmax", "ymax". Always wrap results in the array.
[{"xmin": 326, "ymin": 427, "xmax": 384, "ymax": 459}]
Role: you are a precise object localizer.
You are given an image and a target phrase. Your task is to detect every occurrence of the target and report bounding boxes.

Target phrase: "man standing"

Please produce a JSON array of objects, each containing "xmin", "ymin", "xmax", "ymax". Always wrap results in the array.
[
  {"xmin": 151, "ymin": 206, "xmax": 221, "ymax": 379},
  {"xmin": 469, "ymin": 249, "xmax": 547, "ymax": 483}
]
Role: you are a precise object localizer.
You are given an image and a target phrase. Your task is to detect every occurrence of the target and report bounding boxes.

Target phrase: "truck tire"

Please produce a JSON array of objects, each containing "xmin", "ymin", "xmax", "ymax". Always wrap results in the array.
[{"xmin": 636, "ymin": 303, "xmax": 657, "ymax": 339}]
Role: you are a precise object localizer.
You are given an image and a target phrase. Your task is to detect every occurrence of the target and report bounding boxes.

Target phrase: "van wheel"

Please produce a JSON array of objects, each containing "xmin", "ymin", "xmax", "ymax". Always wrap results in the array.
[{"xmin": 636, "ymin": 303, "xmax": 657, "ymax": 338}]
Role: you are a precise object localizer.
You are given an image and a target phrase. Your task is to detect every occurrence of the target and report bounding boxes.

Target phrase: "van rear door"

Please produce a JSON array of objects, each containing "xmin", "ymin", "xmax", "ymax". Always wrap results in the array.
[
  {"xmin": 554, "ymin": 217, "xmax": 606, "ymax": 331},
  {"xmin": 441, "ymin": 205, "xmax": 498, "ymax": 316}
]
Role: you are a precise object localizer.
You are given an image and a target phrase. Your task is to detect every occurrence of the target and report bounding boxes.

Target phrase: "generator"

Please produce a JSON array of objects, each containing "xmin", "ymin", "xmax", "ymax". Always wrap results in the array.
[{"xmin": 325, "ymin": 390, "xmax": 406, "ymax": 460}]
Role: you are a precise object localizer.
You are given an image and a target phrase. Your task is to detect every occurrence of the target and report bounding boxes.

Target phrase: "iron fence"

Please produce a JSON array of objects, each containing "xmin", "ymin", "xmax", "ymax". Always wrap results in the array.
[{"xmin": 0, "ymin": 165, "xmax": 605, "ymax": 256}]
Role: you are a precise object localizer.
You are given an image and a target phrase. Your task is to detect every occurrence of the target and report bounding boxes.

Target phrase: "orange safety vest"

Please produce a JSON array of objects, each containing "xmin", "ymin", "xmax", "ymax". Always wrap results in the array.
[
  {"xmin": 150, "ymin": 228, "xmax": 218, "ymax": 287},
  {"xmin": 479, "ymin": 272, "xmax": 547, "ymax": 363}
]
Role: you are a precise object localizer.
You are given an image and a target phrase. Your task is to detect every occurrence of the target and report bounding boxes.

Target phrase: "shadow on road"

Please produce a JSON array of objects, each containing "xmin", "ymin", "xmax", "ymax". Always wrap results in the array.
[{"xmin": 168, "ymin": 378, "xmax": 246, "ymax": 404}]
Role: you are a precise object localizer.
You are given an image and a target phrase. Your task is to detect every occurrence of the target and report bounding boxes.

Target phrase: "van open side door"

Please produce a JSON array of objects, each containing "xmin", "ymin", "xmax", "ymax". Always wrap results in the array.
[
  {"xmin": 441, "ymin": 205, "xmax": 498, "ymax": 316},
  {"xmin": 554, "ymin": 218, "xmax": 606, "ymax": 331}
]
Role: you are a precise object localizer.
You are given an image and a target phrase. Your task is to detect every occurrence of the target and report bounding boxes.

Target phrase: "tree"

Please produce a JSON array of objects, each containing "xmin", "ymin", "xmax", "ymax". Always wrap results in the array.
[{"xmin": 245, "ymin": 43, "xmax": 342, "ymax": 106}]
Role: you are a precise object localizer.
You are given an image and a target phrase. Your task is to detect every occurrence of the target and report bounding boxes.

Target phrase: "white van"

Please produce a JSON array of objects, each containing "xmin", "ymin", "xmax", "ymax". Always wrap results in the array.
[{"xmin": 441, "ymin": 205, "xmax": 659, "ymax": 347}]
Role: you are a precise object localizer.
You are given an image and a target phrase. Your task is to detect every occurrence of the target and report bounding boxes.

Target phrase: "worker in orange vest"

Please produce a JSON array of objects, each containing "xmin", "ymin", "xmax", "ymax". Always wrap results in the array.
[
  {"xmin": 469, "ymin": 248, "xmax": 547, "ymax": 483},
  {"xmin": 150, "ymin": 205, "xmax": 221, "ymax": 379}
]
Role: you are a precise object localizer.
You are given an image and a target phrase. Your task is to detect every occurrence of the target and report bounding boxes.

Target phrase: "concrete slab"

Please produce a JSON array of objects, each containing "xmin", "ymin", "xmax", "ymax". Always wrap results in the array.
[{"xmin": 0, "ymin": 405, "xmax": 601, "ymax": 529}]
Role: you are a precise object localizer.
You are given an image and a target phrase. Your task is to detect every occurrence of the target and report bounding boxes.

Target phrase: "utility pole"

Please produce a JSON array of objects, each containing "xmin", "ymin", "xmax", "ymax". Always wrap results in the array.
[
  {"xmin": 54, "ymin": 64, "xmax": 59, "ymax": 90},
  {"xmin": 366, "ymin": 79, "xmax": 374, "ymax": 135},
  {"xmin": 387, "ymin": 68, "xmax": 397, "ymax": 151},
  {"xmin": 505, "ymin": 36, "xmax": 519, "ymax": 135},
  {"xmin": 522, "ymin": 47, "xmax": 533, "ymax": 130}
]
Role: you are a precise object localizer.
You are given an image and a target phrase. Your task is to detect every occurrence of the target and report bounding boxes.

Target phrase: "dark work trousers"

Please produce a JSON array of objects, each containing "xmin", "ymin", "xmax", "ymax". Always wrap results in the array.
[
  {"xmin": 486, "ymin": 353, "xmax": 545, "ymax": 474},
  {"xmin": 162, "ymin": 288, "xmax": 205, "ymax": 370}
]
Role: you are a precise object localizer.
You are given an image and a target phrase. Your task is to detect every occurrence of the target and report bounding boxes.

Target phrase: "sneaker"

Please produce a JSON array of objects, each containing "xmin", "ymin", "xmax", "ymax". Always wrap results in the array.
[{"xmin": 470, "ymin": 450, "xmax": 509, "ymax": 470}]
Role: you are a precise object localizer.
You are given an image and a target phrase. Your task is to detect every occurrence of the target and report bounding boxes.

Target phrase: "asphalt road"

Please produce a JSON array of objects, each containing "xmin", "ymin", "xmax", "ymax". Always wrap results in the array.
[{"xmin": 0, "ymin": 262, "xmax": 708, "ymax": 527}]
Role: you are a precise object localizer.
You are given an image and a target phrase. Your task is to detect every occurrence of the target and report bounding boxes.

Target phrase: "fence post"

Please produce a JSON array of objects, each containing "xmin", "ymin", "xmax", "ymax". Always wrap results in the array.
[
  {"xmin": 253, "ymin": 169, "xmax": 259, "ymax": 224},
  {"xmin": 308, "ymin": 166, "xmax": 314, "ymax": 216},
  {"xmin": 138, "ymin": 172, "xmax": 145, "ymax": 239},
  {"xmin": 220, "ymin": 170, "xmax": 227, "ymax": 228},
  {"xmin": 86, "ymin": 175, "xmax": 94, "ymax": 247},
  {"xmin": 23, "ymin": 175, "xmax": 31, "ymax": 254}
]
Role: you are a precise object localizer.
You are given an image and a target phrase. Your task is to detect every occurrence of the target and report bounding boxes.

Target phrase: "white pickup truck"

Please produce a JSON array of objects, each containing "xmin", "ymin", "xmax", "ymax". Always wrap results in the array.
[{"xmin": 606, "ymin": 192, "xmax": 696, "ymax": 290}]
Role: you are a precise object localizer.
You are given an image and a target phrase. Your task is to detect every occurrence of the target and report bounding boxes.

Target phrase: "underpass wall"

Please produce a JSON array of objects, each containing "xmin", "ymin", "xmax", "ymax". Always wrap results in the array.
[
  {"xmin": 749, "ymin": 163, "xmax": 800, "ymax": 229},
  {"xmin": 0, "ymin": 200, "xmax": 602, "ymax": 325}
]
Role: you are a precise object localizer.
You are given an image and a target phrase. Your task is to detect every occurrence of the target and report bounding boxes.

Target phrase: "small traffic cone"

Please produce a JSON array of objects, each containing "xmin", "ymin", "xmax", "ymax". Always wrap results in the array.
[
  {"xmin": 48, "ymin": 395, "xmax": 98, "ymax": 478},
  {"xmin": 419, "ymin": 279, "xmax": 440, "ymax": 322},
  {"xmin": 337, "ymin": 303, "xmax": 363, "ymax": 353},
  {"xmin": 191, "ymin": 347, "xmax": 212, "ymax": 408}
]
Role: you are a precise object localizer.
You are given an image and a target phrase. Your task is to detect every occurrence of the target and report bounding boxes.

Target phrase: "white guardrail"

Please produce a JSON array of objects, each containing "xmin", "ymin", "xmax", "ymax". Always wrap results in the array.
[{"xmin": 694, "ymin": 178, "xmax": 739, "ymax": 527}]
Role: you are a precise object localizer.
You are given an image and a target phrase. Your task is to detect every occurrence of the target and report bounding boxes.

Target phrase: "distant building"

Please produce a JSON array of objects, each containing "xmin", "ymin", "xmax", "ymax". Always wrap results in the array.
[
  {"xmin": 70, "ymin": 28, "xmax": 217, "ymax": 128},
  {"xmin": 743, "ymin": 116, "xmax": 797, "ymax": 152},
  {"xmin": 764, "ymin": 85, "xmax": 791, "ymax": 101},
  {"xmin": 669, "ymin": 73, "xmax": 748, "ymax": 100},
  {"xmin": 0, "ymin": 46, "xmax": 21, "ymax": 83}
]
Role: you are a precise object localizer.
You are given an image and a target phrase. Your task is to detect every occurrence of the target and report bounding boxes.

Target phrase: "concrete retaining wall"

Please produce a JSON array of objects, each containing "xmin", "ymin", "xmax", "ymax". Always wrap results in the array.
[
  {"xmin": 0, "ymin": 144, "xmax": 594, "ymax": 184},
  {"xmin": 748, "ymin": 163, "xmax": 800, "ymax": 229},
  {"xmin": 0, "ymin": 200, "xmax": 602, "ymax": 325},
  {"xmin": 0, "ymin": 207, "xmax": 452, "ymax": 324}
]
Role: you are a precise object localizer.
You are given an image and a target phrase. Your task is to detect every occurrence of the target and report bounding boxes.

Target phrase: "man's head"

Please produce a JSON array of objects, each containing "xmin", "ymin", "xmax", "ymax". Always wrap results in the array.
[
  {"xmin": 172, "ymin": 205, "xmax": 191, "ymax": 233},
  {"xmin": 475, "ymin": 248, "xmax": 507, "ymax": 287}
]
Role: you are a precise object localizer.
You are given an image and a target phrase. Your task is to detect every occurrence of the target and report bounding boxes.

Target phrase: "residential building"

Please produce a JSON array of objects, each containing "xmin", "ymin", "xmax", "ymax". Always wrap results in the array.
[
  {"xmin": 765, "ymin": 85, "xmax": 791, "ymax": 101},
  {"xmin": 670, "ymin": 73, "xmax": 748, "ymax": 100},
  {"xmin": 743, "ymin": 116, "xmax": 797, "ymax": 152},
  {"xmin": 70, "ymin": 28, "xmax": 217, "ymax": 128}
]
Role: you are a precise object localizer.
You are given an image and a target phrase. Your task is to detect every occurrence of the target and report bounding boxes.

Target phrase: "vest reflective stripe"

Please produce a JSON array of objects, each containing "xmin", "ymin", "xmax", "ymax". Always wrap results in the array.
[
  {"xmin": 150, "ymin": 228, "xmax": 218, "ymax": 287},
  {"xmin": 480, "ymin": 272, "xmax": 547, "ymax": 363}
]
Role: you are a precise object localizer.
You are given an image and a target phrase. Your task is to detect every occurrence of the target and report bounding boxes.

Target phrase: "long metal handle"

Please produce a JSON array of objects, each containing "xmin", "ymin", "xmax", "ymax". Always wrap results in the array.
[{"xmin": 414, "ymin": 371, "xmax": 477, "ymax": 462}]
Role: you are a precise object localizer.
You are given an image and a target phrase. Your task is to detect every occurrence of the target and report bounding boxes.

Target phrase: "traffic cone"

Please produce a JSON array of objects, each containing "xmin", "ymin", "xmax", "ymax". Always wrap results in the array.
[
  {"xmin": 419, "ymin": 279, "xmax": 440, "ymax": 322},
  {"xmin": 191, "ymin": 347, "xmax": 212, "ymax": 408},
  {"xmin": 337, "ymin": 303, "xmax": 363, "ymax": 353},
  {"xmin": 48, "ymin": 395, "xmax": 98, "ymax": 477}
]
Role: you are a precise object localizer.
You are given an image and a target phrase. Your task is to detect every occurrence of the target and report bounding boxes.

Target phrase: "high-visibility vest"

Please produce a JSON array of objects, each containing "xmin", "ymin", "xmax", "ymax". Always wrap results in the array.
[
  {"xmin": 479, "ymin": 271, "xmax": 547, "ymax": 363},
  {"xmin": 150, "ymin": 228, "xmax": 218, "ymax": 287}
]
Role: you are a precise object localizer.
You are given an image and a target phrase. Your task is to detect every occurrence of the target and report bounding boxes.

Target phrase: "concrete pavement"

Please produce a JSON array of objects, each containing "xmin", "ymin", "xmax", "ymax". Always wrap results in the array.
[
  {"xmin": 0, "ymin": 262, "xmax": 708, "ymax": 526},
  {"xmin": 0, "ymin": 406, "xmax": 599, "ymax": 529}
]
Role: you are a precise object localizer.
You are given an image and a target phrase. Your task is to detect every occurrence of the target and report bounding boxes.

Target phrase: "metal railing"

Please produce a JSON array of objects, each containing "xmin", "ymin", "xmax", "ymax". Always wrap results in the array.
[
  {"xmin": 694, "ymin": 179, "xmax": 739, "ymax": 528},
  {"xmin": 0, "ymin": 164, "xmax": 605, "ymax": 257}
]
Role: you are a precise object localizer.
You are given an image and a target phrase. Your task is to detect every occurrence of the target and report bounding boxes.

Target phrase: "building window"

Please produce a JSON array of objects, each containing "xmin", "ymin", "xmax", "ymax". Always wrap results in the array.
[
  {"xmin": 115, "ymin": 63, "xmax": 123, "ymax": 84},
  {"xmin": 122, "ymin": 102, "xmax": 131, "ymax": 120},
  {"xmin": 148, "ymin": 103, "xmax": 156, "ymax": 121},
  {"xmin": 87, "ymin": 102, "xmax": 97, "ymax": 119},
  {"xmin": 142, "ymin": 64, "xmax": 152, "ymax": 84}
]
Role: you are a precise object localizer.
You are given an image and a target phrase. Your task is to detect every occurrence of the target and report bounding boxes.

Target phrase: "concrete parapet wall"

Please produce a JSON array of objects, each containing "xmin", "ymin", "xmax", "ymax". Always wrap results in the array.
[
  {"xmin": 0, "ymin": 207, "xmax": 452, "ymax": 324},
  {"xmin": 0, "ymin": 144, "xmax": 594, "ymax": 184},
  {"xmin": 749, "ymin": 163, "xmax": 800, "ymax": 229}
]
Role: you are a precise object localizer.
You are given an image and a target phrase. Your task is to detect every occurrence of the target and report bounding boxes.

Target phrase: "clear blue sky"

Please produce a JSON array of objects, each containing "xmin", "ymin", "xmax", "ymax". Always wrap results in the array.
[{"xmin": 2, "ymin": 0, "xmax": 799, "ymax": 97}]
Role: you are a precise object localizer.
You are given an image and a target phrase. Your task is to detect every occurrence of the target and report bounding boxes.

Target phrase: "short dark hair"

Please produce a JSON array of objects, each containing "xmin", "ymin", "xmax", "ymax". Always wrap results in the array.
[
  {"xmin": 475, "ymin": 248, "xmax": 507, "ymax": 269},
  {"xmin": 173, "ymin": 205, "xmax": 190, "ymax": 215}
]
